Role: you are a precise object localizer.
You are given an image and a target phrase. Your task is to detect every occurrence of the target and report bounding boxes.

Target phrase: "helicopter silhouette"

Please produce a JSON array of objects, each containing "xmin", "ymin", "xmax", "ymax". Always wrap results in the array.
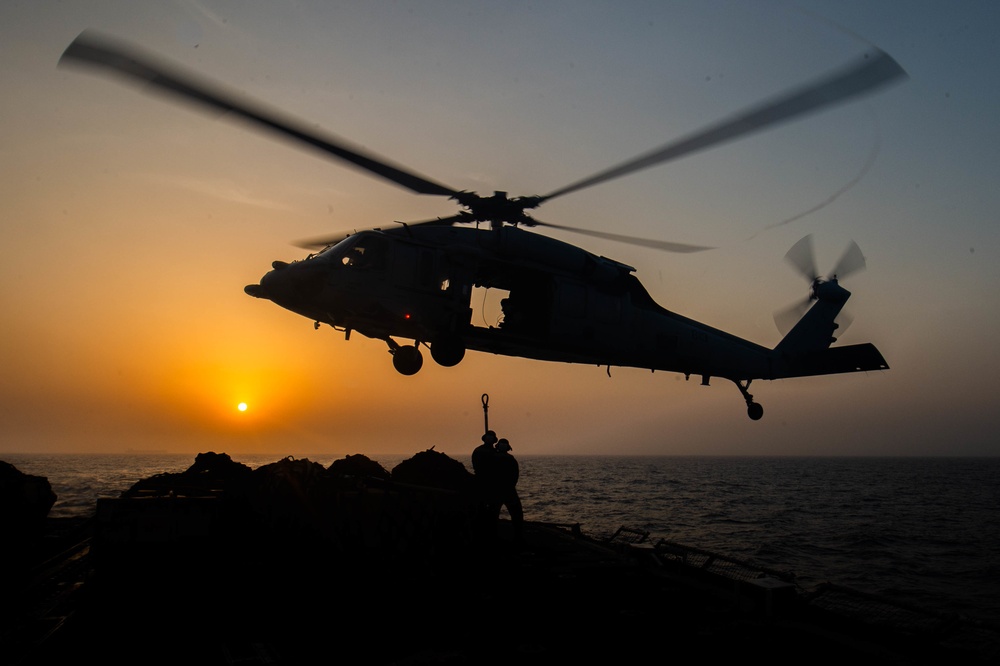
[{"xmin": 60, "ymin": 31, "xmax": 905, "ymax": 420}]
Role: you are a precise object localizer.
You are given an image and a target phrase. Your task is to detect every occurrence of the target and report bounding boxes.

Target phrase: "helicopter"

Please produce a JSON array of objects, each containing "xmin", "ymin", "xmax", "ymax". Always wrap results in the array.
[{"xmin": 60, "ymin": 31, "xmax": 905, "ymax": 420}]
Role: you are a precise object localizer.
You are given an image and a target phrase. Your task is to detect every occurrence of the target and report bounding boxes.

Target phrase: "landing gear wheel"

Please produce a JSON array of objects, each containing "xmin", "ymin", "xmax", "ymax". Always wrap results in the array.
[
  {"xmin": 430, "ymin": 336, "xmax": 466, "ymax": 367},
  {"xmin": 392, "ymin": 345, "xmax": 423, "ymax": 375},
  {"xmin": 732, "ymin": 378, "xmax": 764, "ymax": 421}
]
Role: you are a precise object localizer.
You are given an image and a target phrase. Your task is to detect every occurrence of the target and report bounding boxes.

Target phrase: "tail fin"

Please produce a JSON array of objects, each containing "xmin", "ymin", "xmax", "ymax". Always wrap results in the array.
[
  {"xmin": 774, "ymin": 278, "xmax": 849, "ymax": 356},
  {"xmin": 772, "ymin": 278, "xmax": 888, "ymax": 378}
]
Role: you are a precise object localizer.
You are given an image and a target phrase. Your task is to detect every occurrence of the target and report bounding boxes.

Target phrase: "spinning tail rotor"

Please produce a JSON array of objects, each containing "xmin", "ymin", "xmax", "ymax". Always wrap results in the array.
[{"xmin": 774, "ymin": 235, "xmax": 866, "ymax": 336}]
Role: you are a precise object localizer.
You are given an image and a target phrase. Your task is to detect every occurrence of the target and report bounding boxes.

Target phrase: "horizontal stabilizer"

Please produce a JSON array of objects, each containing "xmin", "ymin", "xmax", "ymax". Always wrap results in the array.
[{"xmin": 775, "ymin": 343, "xmax": 888, "ymax": 379}]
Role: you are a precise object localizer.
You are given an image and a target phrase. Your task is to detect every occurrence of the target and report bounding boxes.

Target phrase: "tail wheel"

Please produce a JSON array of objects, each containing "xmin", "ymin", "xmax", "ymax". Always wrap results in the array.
[
  {"xmin": 733, "ymin": 379, "xmax": 764, "ymax": 420},
  {"xmin": 392, "ymin": 345, "xmax": 423, "ymax": 375}
]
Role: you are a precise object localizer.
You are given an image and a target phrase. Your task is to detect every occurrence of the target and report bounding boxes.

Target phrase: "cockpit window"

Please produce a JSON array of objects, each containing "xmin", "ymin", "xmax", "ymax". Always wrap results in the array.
[
  {"xmin": 316, "ymin": 233, "xmax": 389, "ymax": 270},
  {"xmin": 310, "ymin": 233, "xmax": 389, "ymax": 270},
  {"xmin": 343, "ymin": 236, "xmax": 387, "ymax": 269},
  {"xmin": 307, "ymin": 235, "xmax": 355, "ymax": 260}
]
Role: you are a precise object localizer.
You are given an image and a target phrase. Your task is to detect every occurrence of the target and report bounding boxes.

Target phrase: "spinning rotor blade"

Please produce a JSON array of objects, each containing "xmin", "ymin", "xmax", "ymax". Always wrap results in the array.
[
  {"xmin": 773, "ymin": 298, "xmax": 853, "ymax": 337},
  {"xmin": 294, "ymin": 213, "xmax": 714, "ymax": 254},
  {"xmin": 836, "ymin": 309, "xmax": 855, "ymax": 336},
  {"xmin": 776, "ymin": 235, "xmax": 865, "ymax": 336},
  {"xmin": 61, "ymin": 31, "xmax": 907, "ymax": 258},
  {"xmin": 59, "ymin": 31, "xmax": 459, "ymax": 197},
  {"xmin": 831, "ymin": 239, "xmax": 866, "ymax": 280},
  {"xmin": 294, "ymin": 232, "xmax": 353, "ymax": 251},
  {"xmin": 532, "ymin": 219, "xmax": 713, "ymax": 253},
  {"xmin": 784, "ymin": 234, "xmax": 819, "ymax": 282},
  {"xmin": 539, "ymin": 49, "xmax": 907, "ymax": 203},
  {"xmin": 774, "ymin": 299, "xmax": 812, "ymax": 336},
  {"xmin": 293, "ymin": 214, "xmax": 469, "ymax": 249}
]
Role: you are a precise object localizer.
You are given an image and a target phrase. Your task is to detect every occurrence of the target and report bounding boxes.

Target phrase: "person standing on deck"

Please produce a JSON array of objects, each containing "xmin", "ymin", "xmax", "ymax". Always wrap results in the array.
[
  {"xmin": 495, "ymin": 438, "xmax": 524, "ymax": 542},
  {"xmin": 472, "ymin": 430, "xmax": 498, "ymax": 477},
  {"xmin": 472, "ymin": 430, "xmax": 500, "ymax": 539}
]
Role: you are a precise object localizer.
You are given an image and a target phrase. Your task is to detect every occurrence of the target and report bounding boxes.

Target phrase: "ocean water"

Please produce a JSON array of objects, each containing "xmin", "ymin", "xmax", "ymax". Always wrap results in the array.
[{"xmin": 5, "ymin": 453, "xmax": 999, "ymax": 625}]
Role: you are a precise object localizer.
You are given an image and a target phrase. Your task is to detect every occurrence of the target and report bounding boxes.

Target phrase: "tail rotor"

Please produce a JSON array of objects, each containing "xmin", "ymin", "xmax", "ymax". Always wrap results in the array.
[{"xmin": 774, "ymin": 235, "xmax": 866, "ymax": 336}]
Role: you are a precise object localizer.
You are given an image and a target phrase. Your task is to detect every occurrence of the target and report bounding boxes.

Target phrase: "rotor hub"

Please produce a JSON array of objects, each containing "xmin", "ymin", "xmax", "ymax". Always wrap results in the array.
[{"xmin": 451, "ymin": 191, "xmax": 542, "ymax": 228}]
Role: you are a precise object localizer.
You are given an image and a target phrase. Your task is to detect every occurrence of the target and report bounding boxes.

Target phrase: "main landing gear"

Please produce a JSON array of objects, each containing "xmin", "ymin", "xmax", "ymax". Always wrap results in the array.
[
  {"xmin": 390, "ymin": 342, "xmax": 423, "ymax": 375},
  {"xmin": 733, "ymin": 379, "xmax": 764, "ymax": 421},
  {"xmin": 387, "ymin": 336, "xmax": 467, "ymax": 375}
]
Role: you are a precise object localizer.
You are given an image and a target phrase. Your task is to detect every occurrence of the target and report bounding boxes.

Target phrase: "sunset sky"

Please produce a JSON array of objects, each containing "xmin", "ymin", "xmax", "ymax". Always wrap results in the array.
[{"xmin": 2, "ymin": 1, "xmax": 998, "ymax": 457}]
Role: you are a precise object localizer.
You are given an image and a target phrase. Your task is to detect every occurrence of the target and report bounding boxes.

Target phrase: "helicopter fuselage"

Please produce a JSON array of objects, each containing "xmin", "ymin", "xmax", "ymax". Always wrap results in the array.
[{"xmin": 244, "ymin": 225, "xmax": 886, "ymax": 421}]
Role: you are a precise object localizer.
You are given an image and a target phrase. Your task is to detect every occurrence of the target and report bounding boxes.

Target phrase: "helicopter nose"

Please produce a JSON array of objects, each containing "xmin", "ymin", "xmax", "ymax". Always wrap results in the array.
[
  {"xmin": 245, "ymin": 261, "xmax": 325, "ymax": 304},
  {"xmin": 245, "ymin": 267, "xmax": 283, "ymax": 300},
  {"xmin": 244, "ymin": 265, "xmax": 285, "ymax": 300}
]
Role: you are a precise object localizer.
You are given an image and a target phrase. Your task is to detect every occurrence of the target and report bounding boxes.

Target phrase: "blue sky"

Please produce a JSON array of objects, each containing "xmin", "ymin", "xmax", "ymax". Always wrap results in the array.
[{"xmin": 2, "ymin": 1, "xmax": 999, "ymax": 456}]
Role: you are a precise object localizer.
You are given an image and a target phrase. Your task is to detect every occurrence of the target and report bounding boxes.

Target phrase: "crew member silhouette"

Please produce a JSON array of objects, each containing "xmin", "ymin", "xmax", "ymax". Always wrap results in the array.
[
  {"xmin": 472, "ymin": 430, "xmax": 498, "ymax": 476},
  {"xmin": 472, "ymin": 430, "xmax": 500, "ymax": 539},
  {"xmin": 495, "ymin": 438, "xmax": 524, "ymax": 542}
]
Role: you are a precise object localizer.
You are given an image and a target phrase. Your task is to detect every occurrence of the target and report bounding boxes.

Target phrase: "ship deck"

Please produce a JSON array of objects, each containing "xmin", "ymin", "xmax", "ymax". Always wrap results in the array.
[{"xmin": 5, "ymin": 515, "xmax": 999, "ymax": 665}]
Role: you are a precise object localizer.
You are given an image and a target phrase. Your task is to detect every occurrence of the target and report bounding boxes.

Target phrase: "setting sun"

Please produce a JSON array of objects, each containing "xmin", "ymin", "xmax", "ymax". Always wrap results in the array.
[{"xmin": 237, "ymin": 402, "xmax": 248, "ymax": 412}]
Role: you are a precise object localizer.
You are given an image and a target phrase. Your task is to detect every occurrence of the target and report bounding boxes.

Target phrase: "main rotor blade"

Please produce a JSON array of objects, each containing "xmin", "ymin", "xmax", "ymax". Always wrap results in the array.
[
  {"xmin": 60, "ymin": 31, "xmax": 459, "ymax": 197},
  {"xmin": 540, "ymin": 49, "xmax": 907, "ymax": 202},
  {"xmin": 293, "ymin": 214, "xmax": 469, "ymax": 249},
  {"xmin": 294, "ymin": 233, "xmax": 354, "ymax": 251},
  {"xmin": 533, "ymin": 219, "xmax": 713, "ymax": 253}
]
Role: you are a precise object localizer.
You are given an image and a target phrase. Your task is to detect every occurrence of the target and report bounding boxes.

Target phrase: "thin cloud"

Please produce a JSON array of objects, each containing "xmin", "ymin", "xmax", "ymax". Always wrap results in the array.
[{"xmin": 136, "ymin": 172, "xmax": 297, "ymax": 211}]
